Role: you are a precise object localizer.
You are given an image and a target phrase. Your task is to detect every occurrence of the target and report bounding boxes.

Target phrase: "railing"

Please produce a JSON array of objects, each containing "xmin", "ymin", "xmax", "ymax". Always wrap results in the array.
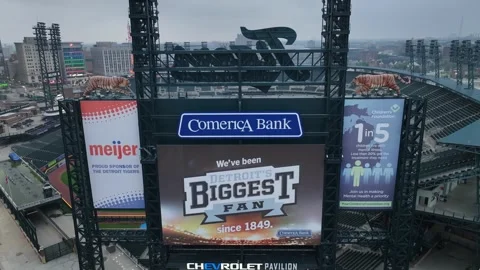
[
  {"xmin": 0, "ymin": 187, "xmax": 40, "ymax": 250},
  {"xmin": 416, "ymin": 206, "xmax": 480, "ymax": 223},
  {"xmin": 42, "ymin": 238, "xmax": 75, "ymax": 262},
  {"xmin": 116, "ymin": 244, "xmax": 147, "ymax": 270}
]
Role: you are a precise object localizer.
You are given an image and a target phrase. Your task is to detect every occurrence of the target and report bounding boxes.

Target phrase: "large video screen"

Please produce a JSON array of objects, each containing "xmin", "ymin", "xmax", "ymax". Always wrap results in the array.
[
  {"xmin": 81, "ymin": 100, "xmax": 144, "ymax": 209},
  {"xmin": 158, "ymin": 144, "xmax": 324, "ymax": 245},
  {"xmin": 339, "ymin": 98, "xmax": 405, "ymax": 210}
]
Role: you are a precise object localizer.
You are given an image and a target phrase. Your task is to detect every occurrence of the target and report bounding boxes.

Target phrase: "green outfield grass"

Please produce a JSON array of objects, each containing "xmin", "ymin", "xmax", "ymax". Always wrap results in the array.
[{"xmin": 61, "ymin": 171, "xmax": 75, "ymax": 186}]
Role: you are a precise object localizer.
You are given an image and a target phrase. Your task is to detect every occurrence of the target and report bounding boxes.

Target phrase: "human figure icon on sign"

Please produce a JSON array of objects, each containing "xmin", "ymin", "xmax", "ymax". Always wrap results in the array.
[
  {"xmin": 372, "ymin": 163, "xmax": 383, "ymax": 184},
  {"xmin": 383, "ymin": 163, "xmax": 394, "ymax": 184},
  {"xmin": 351, "ymin": 160, "xmax": 364, "ymax": 187},
  {"xmin": 363, "ymin": 163, "xmax": 372, "ymax": 185},
  {"xmin": 342, "ymin": 163, "xmax": 352, "ymax": 184}
]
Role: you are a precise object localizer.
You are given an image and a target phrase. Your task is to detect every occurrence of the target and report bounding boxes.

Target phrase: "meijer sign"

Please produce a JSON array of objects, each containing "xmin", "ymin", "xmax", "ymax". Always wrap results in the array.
[{"xmin": 177, "ymin": 113, "xmax": 303, "ymax": 138}]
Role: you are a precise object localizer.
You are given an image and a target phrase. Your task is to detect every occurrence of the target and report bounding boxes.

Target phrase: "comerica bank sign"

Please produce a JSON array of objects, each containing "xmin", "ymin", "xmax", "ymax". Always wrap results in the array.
[{"xmin": 178, "ymin": 113, "xmax": 303, "ymax": 138}]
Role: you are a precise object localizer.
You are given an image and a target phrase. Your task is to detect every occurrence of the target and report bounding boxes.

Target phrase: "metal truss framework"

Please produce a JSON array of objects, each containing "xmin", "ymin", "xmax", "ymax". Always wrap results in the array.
[
  {"xmin": 67, "ymin": 1, "xmax": 430, "ymax": 269},
  {"xmin": 59, "ymin": 100, "xmax": 104, "ymax": 270},
  {"xmin": 49, "ymin": 24, "xmax": 64, "ymax": 98},
  {"xmin": 319, "ymin": 0, "xmax": 351, "ymax": 269},
  {"xmin": 100, "ymin": 230, "xmax": 147, "ymax": 243},
  {"xmin": 33, "ymin": 22, "xmax": 52, "ymax": 108},
  {"xmin": 384, "ymin": 97, "xmax": 427, "ymax": 270},
  {"xmin": 129, "ymin": 0, "xmax": 164, "ymax": 269},
  {"xmin": 418, "ymin": 167, "xmax": 480, "ymax": 189}
]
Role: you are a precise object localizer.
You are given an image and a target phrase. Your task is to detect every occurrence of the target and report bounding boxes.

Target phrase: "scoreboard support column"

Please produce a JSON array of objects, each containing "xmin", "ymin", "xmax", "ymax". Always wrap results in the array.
[{"xmin": 384, "ymin": 97, "xmax": 427, "ymax": 270}]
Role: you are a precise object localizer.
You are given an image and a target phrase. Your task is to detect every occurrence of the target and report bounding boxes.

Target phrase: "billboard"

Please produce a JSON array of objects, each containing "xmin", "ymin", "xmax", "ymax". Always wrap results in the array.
[
  {"xmin": 178, "ymin": 113, "xmax": 303, "ymax": 138},
  {"xmin": 158, "ymin": 144, "xmax": 324, "ymax": 245},
  {"xmin": 81, "ymin": 100, "xmax": 144, "ymax": 209},
  {"xmin": 339, "ymin": 98, "xmax": 405, "ymax": 209}
]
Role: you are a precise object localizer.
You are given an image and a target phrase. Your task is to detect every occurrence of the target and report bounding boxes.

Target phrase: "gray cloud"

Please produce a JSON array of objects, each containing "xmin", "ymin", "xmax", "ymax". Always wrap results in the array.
[{"xmin": 0, "ymin": 0, "xmax": 479, "ymax": 43}]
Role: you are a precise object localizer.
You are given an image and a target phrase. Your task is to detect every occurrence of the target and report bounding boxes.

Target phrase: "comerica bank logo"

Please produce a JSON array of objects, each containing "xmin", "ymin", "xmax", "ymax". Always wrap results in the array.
[
  {"xmin": 178, "ymin": 113, "xmax": 303, "ymax": 138},
  {"xmin": 88, "ymin": 140, "xmax": 139, "ymax": 159},
  {"xmin": 184, "ymin": 165, "xmax": 299, "ymax": 224}
]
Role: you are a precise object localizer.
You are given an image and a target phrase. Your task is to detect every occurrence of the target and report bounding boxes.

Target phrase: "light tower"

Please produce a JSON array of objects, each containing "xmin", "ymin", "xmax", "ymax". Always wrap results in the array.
[
  {"xmin": 416, "ymin": 39, "xmax": 426, "ymax": 75},
  {"xmin": 405, "ymin": 39, "xmax": 415, "ymax": 73},
  {"xmin": 450, "ymin": 40, "xmax": 462, "ymax": 85},
  {"xmin": 429, "ymin": 40, "xmax": 440, "ymax": 78}
]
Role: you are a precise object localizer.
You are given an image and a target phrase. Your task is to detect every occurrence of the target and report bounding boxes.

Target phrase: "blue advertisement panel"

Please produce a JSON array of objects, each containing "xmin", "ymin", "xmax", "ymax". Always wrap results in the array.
[
  {"xmin": 339, "ymin": 98, "xmax": 405, "ymax": 209},
  {"xmin": 178, "ymin": 113, "xmax": 302, "ymax": 138}
]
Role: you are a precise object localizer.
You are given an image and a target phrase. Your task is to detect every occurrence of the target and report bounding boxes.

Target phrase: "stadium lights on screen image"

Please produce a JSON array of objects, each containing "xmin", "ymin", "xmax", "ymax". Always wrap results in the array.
[{"xmin": 157, "ymin": 144, "xmax": 324, "ymax": 246}]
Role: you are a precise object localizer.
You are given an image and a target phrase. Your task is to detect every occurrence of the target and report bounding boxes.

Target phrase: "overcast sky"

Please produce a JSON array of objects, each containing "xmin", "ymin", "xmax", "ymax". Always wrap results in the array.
[{"xmin": 0, "ymin": 0, "xmax": 479, "ymax": 43}]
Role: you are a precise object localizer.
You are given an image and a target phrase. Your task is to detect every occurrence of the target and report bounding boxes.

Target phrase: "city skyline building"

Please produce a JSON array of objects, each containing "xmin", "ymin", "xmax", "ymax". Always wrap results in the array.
[
  {"xmin": 0, "ymin": 40, "xmax": 6, "ymax": 81},
  {"xmin": 90, "ymin": 42, "xmax": 131, "ymax": 76},
  {"xmin": 60, "ymin": 42, "xmax": 86, "ymax": 79},
  {"xmin": 15, "ymin": 37, "xmax": 56, "ymax": 84}
]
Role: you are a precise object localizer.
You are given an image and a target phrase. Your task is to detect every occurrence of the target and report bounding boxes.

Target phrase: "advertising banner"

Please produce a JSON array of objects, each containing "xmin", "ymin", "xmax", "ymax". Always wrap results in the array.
[
  {"xmin": 178, "ymin": 113, "xmax": 302, "ymax": 138},
  {"xmin": 81, "ymin": 100, "xmax": 144, "ymax": 209},
  {"xmin": 158, "ymin": 144, "xmax": 324, "ymax": 245},
  {"xmin": 339, "ymin": 98, "xmax": 405, "ymax": 209}
]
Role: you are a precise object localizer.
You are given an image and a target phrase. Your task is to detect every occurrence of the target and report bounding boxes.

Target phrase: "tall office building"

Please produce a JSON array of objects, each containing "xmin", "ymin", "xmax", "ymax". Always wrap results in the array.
[
  {"xmin": 0, "ymin": 40, "xmax": 6, "ymax": 81},
  {"xmin": 61, "ymin": 42, "xmax": 86, "ymax": 80},
  {"xmin": 90, "ymin": 42, "xmax": 131, "ymax": 76},
  {"xmin": 15, "ymin": 37, "xmax": 55, "ymax": 84}
]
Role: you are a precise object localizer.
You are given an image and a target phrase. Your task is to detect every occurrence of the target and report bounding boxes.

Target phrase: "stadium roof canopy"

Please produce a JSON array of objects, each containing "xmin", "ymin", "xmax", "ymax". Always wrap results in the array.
[
  {"xmin": 438, "ymin": 119, "xmax": 480, "ymax": 149},
  {"xmin": 348, "ymin": 66, "xmax": 480, "ymax": 104}
]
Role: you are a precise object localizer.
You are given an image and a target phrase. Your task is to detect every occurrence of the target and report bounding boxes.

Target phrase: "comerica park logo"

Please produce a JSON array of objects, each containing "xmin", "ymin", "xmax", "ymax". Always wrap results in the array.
[{"xmin": 183, "ymin": 165, "xmax": 299, "ymax": 224}]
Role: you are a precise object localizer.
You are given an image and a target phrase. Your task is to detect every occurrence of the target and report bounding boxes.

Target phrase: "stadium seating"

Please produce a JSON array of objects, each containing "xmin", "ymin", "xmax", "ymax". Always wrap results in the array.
[
  {"xmin": 336, "ymin": 249, "xmax": 383, "ymax": 270},
  {"xmin": 347, "ymin": 71, "xmax": 479, "ymax": 188},
  {"xmin": 11, "ymin": 129, "xmax": 64, "ymax": 169},
  {"xmin": 337, "ymin": 211, "xmax": 369, "ymax": 228}
]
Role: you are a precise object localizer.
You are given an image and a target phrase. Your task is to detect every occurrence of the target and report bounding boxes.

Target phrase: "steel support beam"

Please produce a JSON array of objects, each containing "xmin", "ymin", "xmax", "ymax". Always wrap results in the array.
[
  {"xmin": 59, "ymin": 100, "xmax": 104, "ymax": 269},
  {"xmin": 129, "ymin": 0, "xmax": 165, "ymax": 269},
  {"xmin": 418, "ymin": 167, "xmax": 480, "ymax": 189},
  {"xmin": 100, "ymin": 230, "xmax": 147, "ymax": 243},
  {"xmin": 320, "ymin": 0, "xmax": 351, "ymax": 269},
  {"xmin": 384, "ymin": 98, "xmax": 427, "ymax": 270}
]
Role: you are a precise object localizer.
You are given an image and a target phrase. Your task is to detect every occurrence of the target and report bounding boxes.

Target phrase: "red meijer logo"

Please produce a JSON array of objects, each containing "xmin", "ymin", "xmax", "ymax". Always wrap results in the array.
[{"xmin": 88, "ymin": 141, "xmax": 139, "ymax": 159}]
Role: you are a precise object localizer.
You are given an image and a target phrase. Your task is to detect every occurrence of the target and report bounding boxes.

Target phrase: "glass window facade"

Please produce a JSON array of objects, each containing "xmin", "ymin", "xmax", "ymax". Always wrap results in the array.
[{"xmin": 63, "ymin": 46, "xmax": 86, "ymax": 76}]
